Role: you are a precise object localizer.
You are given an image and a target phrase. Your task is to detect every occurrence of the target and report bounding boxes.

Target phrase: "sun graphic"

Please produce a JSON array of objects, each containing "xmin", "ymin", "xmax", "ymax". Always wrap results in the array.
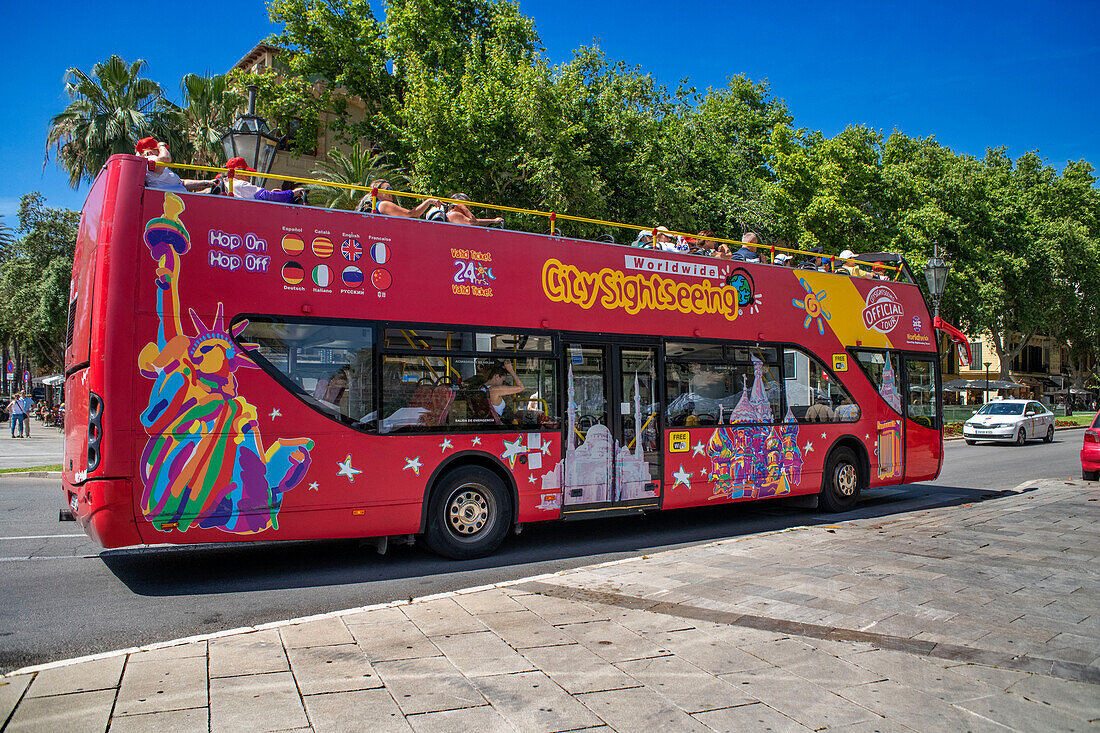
[{"xmin": 792, "ymin": 278, "xmax": 832, "ymax": 335}]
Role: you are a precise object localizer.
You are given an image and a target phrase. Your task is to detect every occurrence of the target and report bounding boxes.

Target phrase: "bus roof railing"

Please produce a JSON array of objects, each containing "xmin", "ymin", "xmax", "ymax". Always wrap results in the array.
[{"xmin": 153, "ymin": 158, "xmax": 911, "ymax": 282}]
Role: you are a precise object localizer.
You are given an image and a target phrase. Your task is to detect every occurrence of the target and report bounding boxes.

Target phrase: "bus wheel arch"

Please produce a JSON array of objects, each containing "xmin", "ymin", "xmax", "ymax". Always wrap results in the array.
[
  {"xmin": 819, "ymin": 437, "xmax": 868, "ymax": 513},
  {"xmin": 420, "ymin": 454, "xmax": 517, "ymax": 560}
]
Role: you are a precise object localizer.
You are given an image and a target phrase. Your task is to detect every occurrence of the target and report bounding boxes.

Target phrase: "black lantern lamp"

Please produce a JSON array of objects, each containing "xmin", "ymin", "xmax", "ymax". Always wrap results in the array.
[
  {"xmin": 220, "ymin": 85, "xmax": 284, "ymax": 179},
  {"xmin": 923, "ymin": 240, "xmax": 950, "ymax": 320}
]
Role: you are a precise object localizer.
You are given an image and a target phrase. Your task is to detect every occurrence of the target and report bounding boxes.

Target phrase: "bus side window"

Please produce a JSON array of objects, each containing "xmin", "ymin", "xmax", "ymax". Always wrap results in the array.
[{"xmin": 782, "ymin": 347, "xmax": 857, "ymax": 423}]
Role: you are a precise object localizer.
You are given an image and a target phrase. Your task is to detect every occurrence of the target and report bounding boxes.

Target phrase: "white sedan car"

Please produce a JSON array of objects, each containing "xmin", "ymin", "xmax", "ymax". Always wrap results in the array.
[{"xmin": 963, "ymin": 399, "xmax": 1055, "ymax": 445}]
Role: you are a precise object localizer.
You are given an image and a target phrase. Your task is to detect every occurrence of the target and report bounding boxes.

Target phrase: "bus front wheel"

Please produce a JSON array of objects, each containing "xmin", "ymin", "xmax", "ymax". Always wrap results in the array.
[
  {"xmin": 820, "ymin": 446, "xmax": 862, "ymax": 513},
  {"xmin": 425, "ymin": 466, "xmax": 512, "ymax": 560}
]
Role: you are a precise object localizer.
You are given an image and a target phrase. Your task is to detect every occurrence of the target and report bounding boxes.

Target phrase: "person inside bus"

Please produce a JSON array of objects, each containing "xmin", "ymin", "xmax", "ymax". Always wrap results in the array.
[
  {"xmin": 357, "ymin": 180, "xmax": 442, "ymax": 218},
  {"xmin": 730, "ymin": 232, "xmax": 761, "ymax": 262},
  {"xmin": 135, "ymin": 138, "xmax": 213, "ymax": 193},
  {"xmin": 445, "ymin": 193, "xmax": 504, "ymax": 227},
  {"xmin": 835, "ymin": 395, "xmax": 861, "ymax": 422},
  {"xmin": 804, "ymin": 392, "xmax": 834, "ymax": 422},
  {"xmin": 223, "ymin": 158, "xmax": 307, "ymax": 204},
  {"xmin": 467, "ymin": 360, "xmax": 525, "ymax": 424},
  {"xmin": 631, "ymin": 230, "xmax": 654, "ymax": 248}
]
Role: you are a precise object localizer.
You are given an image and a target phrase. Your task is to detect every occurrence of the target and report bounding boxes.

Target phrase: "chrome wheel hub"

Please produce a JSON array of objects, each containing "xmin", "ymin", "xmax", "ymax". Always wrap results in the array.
[
  {"xmin": 835, "ymin": 464, "xmax": 857, "ymax": 497},
  {"xmin": 448, "ymin": 487, "xmax": 490, "ymax": 536}
]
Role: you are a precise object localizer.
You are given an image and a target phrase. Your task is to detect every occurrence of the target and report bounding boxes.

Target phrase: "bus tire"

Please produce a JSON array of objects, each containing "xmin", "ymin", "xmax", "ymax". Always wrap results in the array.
[
  {"xmin": 424, "ymin": 466, "xmax": 511, "ymax": 560},
  {"xmin": 819, "ymin": 446, "xmax": 862, "ymax": 513}
]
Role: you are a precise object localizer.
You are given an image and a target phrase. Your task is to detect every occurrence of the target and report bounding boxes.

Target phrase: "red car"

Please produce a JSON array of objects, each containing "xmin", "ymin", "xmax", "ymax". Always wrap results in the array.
[{"xmin": 1083, "ymin": 412, "xmax": 1100, "ymax": 481}]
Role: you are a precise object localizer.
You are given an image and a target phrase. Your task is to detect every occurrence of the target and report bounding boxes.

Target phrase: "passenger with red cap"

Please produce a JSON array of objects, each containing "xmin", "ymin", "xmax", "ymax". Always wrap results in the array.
[
  {"xmin": 135, "ymin": 137, "xmax": 212, "ymax": 193},
  {"xmin": 222, "ymin": 157, "xmax": 306, "ymax": 204}
]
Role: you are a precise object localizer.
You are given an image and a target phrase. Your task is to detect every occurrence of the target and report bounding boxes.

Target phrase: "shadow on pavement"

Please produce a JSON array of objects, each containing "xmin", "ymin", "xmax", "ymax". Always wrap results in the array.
[{"xmin": 102, "ymin": 483, "xmax": 1007, "ymax": 597}]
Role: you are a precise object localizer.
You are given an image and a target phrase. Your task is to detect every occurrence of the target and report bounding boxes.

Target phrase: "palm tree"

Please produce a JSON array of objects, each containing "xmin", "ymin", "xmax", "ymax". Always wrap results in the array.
[
  {"xmin": 45, "ymin": 55, "xmax": 165, "ymax": 187},
  {"xmin": 173, "ymin": 73, "xmax": 246, "ymax": 167},
  {"xmin": 308, "ymin": 143, "xmax": 409, "ymax": 210}
]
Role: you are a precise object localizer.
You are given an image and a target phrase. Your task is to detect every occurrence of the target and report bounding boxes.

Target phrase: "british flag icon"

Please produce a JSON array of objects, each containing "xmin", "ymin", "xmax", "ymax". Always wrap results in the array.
[{"xmin": 341, "ymin": 238, "xmax": 363, "ymax": 261}]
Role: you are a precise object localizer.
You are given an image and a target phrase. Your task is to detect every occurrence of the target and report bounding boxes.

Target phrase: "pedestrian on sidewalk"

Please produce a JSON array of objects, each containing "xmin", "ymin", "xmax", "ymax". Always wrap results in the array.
[
  {"xmin": 8, "ymin": 392, "xmax": 27, "ymax": 438},
  {"xmin": 19, "ymin": 393, "xmax": 32, "ymax": 437}
]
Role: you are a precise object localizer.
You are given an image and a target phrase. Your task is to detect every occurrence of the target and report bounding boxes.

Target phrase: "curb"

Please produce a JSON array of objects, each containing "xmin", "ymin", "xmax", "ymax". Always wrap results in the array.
[{"xmin": 0, "ymin": 471, "xmax": 62, "ymax": 479}]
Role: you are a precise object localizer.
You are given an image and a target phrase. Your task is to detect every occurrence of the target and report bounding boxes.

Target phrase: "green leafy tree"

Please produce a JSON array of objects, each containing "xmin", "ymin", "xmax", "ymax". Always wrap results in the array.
[
  {"xmin": 174, "ymin": 73, "xmax": 247, "ymax": 167},
  {"xmin": 308, "ymin": 143, "xmax": 408, "ymax": 209},
  {"xmin": 45, "ymin": 55, "xmax": 166, "ymax": 187},
  {"xmin": 0, "ymin": 194, "xmax": 79, "ymax": 372}
]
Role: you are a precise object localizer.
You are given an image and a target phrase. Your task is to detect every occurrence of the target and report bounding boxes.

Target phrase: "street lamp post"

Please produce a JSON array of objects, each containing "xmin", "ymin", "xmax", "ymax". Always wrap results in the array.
[
  {"xmin": 923, "ymin": 240, "xmax": 950, "ymax": 321},
  {"xmin": 219, "ymin": 85, "xmax": 284, "ymax": 182},
  {"xmin": 984, "ymin": 361, "xmax": 991, "ymax": 405}
]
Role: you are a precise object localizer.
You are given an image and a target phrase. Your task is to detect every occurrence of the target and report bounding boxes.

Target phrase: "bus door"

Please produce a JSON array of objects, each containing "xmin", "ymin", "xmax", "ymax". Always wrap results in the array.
[
  {"xmin": 902, "ymin": 355, "xmax": 941, "ymax": 482},
  {"xmin": 560, "ymin": 341, "xmax": 661, "ymax": 513}
]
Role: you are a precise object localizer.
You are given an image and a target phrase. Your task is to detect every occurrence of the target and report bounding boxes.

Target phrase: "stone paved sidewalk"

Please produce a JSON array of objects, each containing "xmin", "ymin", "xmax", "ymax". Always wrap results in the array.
[{"xmin": 2, "ymin": 478, "xmax": 1097, "ymax": 732}]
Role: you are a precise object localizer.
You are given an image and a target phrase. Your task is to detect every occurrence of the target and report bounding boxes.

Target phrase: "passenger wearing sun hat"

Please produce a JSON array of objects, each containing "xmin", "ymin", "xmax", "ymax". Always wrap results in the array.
[
  {"xmin": 655, "ymin": 225, "xmax": 688, "ymax": 253},
  {"xmin": 136, "ymin": 137, "xmax": 212, "ymax": 193},
  {"xmin": 222, "ymin": 157, "xmax": 306, "ymax": 204},
  {"xmin": 838, "ymin": 249, "xmax": 868, "ymax": 277}
]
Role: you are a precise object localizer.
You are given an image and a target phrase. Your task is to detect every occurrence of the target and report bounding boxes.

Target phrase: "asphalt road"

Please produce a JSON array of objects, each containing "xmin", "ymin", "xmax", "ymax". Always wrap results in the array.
[{"xmin": 0, "ymin": 433, "xmax": 1088, "ymax": 674}]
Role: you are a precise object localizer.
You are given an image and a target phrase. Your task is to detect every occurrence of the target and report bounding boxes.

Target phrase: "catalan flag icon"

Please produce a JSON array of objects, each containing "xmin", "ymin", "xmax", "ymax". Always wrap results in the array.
[{"xmin": 312, "ymin": 236, "xmax": 333, "ymax": 258}]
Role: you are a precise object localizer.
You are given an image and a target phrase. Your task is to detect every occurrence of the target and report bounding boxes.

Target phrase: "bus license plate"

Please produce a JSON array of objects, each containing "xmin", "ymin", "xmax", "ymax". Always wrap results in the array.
[{"xmin": 69, "ymin": 494, "xmax": 79, "ymax": 513}]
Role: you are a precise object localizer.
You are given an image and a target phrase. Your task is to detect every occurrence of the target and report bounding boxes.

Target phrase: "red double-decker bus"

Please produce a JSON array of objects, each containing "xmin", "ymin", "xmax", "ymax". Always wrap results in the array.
[{"xmin": 62, "ymin": 155, "xmax": 943, "ymax": 558}]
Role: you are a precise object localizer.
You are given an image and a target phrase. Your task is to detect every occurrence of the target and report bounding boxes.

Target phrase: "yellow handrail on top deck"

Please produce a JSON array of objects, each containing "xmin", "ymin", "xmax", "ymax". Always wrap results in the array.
[{"xmin": 153, "ymin": 160, "xmax": 909, "ymax": 279}]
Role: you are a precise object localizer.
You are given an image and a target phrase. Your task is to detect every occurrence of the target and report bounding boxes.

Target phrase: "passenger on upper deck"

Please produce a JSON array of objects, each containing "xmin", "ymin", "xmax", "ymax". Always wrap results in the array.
[
  {"xmin": 445, "ymin": 193, "xmax": 504, "ymax": 227},
  {"xmin": 838, "ymin": 249, "xmax": 869, "ymax": 277},
  {"xmin": 224, "ymin": 158, "xmax": 307, "ymax": 204},
  {"xmin": 730, "ymin": 232, "xmax": 761, "ymax": 262},
  {"xmin": 357, "ymin": 180, "xmax": 442, "ymax": 218},
  {"xmin": 136, "ymin": 138, "xmax": 212, "ymax": 193},
  {"xmin": 655, "ymin": 226, "xmax": 688, "ymax": 253}
]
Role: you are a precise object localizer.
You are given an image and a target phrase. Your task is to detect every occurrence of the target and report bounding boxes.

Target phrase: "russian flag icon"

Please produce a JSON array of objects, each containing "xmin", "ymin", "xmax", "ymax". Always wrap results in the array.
[{"xmin": 341, "ymin": 266, "xmax": 364, "ymax": 288}]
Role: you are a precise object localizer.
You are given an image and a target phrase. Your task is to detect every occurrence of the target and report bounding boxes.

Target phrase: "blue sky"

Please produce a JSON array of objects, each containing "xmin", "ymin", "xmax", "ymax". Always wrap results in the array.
[{"xmin": 2, "ymin": 0, "xmax": 1097, "ymax": 223}]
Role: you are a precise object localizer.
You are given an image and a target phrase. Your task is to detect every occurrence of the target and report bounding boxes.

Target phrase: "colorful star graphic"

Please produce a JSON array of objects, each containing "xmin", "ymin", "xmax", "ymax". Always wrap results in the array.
[
  {"xmin": 269, "ymin": 408, "xmax": 282, "ymax": 419},
  {"xmin": 471, "ymin": 436, "xmax": 482, "ymax": 446},
  {"xmin": 802, "ymin": 441, "xmax": 814, "ymax": 453},
  {"xmin": 528, "ymin": 475, "xmax": 537, "ymax": 484},
  {"xmin": 403, "ymin": 456, "xmax": 423, "ymax": 476},
  {"xmin": 672, "ymin": 464, "xmax": 692, "ymax": 491},
  {"xmin": 337, "ymin": 454, "xmax": 361, "ymax": 482},
  {"xmin": 541, "ymin": 439, "xmax": 553, "ymax": 455},
  {"xmin": 308, "ymin": 482, "xmax": 319, "ymax": 491},
  {"xmin": 501, "ymin": 437, "xmax": 525, "ymax": 468},
  {"xmin": 439, "ymin": 438, "xmax": 453, "ymax": 453},
  {"xmin": 692, "ymin": 441, "xmax": 706, "ymax": 457},
  {"xmin": 792, "ymin": 278, "xmax": 832, "ymax": 335}
]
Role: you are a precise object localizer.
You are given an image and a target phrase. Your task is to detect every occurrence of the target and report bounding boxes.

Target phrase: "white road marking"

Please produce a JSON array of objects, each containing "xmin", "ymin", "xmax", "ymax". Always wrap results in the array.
[{"xmin": 0, "ymin": 534, "xmax": 88, "ymax": 540}]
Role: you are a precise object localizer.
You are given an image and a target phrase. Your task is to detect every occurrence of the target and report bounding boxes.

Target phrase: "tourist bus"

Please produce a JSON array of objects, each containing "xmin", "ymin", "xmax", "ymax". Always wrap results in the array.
[{"xmin": 62, "ymin": 154, "xmax": 943, "ymax": 559}]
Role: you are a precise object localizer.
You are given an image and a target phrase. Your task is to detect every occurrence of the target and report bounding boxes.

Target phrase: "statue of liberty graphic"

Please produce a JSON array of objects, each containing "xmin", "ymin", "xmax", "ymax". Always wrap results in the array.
[{"xmin": 137, "ymin": 194, "xmax": 313, "ymax": 534}]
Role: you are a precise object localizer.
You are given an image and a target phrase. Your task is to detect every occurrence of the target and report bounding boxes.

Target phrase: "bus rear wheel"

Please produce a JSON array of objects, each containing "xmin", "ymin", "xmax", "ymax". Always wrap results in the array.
[
  {"xmin": 425, "ymin": 466, "xmax": 511, "ymax": 560},
  {"xmin": 819, "ymin": 446, "xmax": 862, "ymax": 513}
]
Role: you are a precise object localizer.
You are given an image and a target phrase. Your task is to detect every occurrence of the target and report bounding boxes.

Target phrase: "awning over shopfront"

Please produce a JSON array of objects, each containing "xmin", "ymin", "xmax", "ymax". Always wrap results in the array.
[{"xmin": 943, "ymin": 378, "xmax": 1027, "ymax": 391}]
